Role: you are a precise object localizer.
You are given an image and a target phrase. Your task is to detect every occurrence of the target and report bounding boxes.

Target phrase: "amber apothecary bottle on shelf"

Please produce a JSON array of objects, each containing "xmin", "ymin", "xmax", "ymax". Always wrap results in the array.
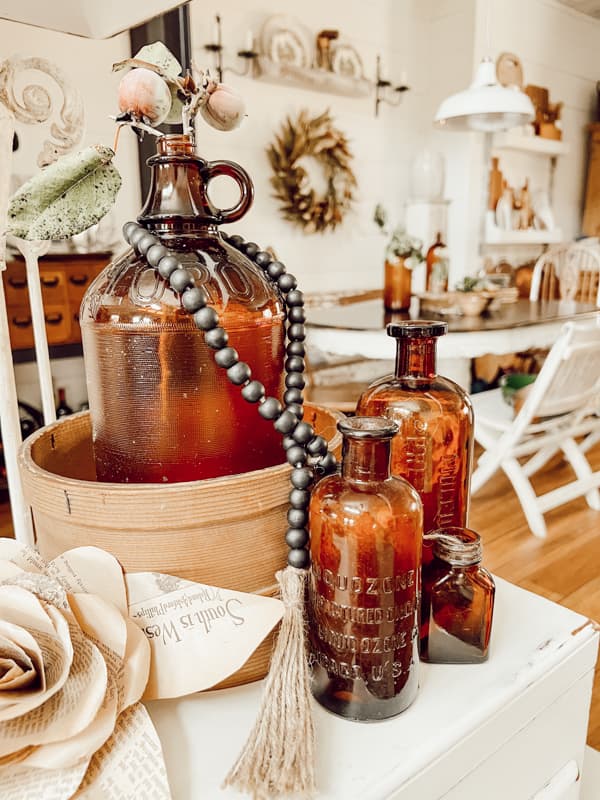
[
  {"xmin": 425, "ymin": 232, "xmax": 448, "ymax": 294},
  {"xmin": 56, "ymin": 388, "xmax": 73, "ymax": 418},
  {"xmin": 308, "ymin": 417, "xmax": 423, "ymax": 721},
  {"xmin": 81, "ymin": 134, "xmax": 285, "ymax": 483},
  {"xmin": 356, "ymin": 321, "xmax": 474, "ymax": 642},
  {"xmin": 421, "ymin": 528, "xmax": 495, "ymax": 663}
]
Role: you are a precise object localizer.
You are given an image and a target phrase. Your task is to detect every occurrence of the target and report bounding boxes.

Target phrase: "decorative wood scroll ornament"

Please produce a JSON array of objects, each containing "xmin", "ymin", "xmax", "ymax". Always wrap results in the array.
[
  {"xmin": 0, "ymin": 55, "xmax": 84, "ymax": 167},
  {"xmin": 267, "ymin": 109, "xmax": 356, "ymax": 233}
]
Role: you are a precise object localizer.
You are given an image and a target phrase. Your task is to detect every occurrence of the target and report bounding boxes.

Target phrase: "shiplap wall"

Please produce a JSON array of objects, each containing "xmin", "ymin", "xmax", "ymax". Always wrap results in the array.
[
  {"xmin": 188, "ymin": 0, "xmax": 435, "ymax": 293},
  {"xmin": 475, "ymin": 0, "xmax": 600, "ymax": 265},
  {"xmin": 6, "ymin": 0, "xmax": 600, "ymax": 411}
]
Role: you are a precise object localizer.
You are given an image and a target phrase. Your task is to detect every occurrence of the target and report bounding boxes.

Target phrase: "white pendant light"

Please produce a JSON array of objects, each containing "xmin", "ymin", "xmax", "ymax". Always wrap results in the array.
[{"xmin": 434, "ymin": 57, "xmax": 535, "ymax": 133}]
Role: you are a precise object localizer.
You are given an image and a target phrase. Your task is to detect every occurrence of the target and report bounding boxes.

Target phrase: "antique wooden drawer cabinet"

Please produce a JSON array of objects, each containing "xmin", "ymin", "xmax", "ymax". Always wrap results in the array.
[{"xmin": 3, "ymin": 253, "xmax": 106, "ymax": 351}]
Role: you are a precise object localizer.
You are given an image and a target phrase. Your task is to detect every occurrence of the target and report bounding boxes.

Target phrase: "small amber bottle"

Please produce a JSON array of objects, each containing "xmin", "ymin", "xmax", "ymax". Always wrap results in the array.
[
  {"xmin": 425, "ymin": 232, "xmax": 448, "ymax": 294},
  {"xmin": 308, "ymin": 416, "xmax": 423, "ymax": 721},
  {"xmin": 421, "ymin": 528, "xmax": 495, "ymax": 663}
]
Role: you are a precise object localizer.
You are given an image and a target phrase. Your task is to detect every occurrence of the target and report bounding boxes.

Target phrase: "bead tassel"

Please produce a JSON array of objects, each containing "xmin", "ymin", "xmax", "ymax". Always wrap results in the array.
[
  {"xmin": 224, "ymin": 567, "xmax": 315, "ymax": 799},
  {"xmin": 121, "ymin": 221, "xmax": 334, "ymax": 799}
]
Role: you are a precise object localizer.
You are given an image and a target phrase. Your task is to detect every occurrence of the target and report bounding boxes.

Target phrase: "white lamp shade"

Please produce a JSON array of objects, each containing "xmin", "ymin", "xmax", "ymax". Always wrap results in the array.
[
  {"xmin": 0, "ymin": 0, "xmax": 186, "ymax": 38},
  {"xmin": 434, "ymin": 58, "xmax": 535, "ymax": 132}
]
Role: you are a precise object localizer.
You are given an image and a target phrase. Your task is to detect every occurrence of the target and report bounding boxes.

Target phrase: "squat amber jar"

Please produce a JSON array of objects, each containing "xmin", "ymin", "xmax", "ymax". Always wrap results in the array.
[
  {"xmin": 308, "ymin": 416, "xmax": 423, "ymax": 721},
  {"xmin": 421, "ymin": 527, "xmax": 495, "ymax": 663}
]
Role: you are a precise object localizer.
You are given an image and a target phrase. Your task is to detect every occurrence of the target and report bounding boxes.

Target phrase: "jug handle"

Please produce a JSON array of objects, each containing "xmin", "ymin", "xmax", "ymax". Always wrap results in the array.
[{"xmin": 207, "ymin": 160, "xmax": 254, "ymax": 224}]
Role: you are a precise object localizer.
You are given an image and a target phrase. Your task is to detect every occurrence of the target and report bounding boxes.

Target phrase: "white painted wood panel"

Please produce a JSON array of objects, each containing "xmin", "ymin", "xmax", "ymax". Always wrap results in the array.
[
  {"xmin": 433, "ymin": 676, "xmax": 592, "ymax": 799},
  {"xmin": 581, "ymin": 746, "xmax": 600, "ymax": 799}
]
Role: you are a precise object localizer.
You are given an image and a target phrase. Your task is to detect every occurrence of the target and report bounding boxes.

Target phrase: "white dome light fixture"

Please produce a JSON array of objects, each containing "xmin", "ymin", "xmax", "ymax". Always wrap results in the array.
[{"xmin": 434, "ymin": 57, "xmax": 535, "ymax": 133}]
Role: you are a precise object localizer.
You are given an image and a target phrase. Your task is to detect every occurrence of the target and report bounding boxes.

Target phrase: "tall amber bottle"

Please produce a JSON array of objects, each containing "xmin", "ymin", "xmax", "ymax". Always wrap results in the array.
[
  {"xmin": 308, "ymin": 417, "xmax": 422, "ymax": 721},
  {"xmin": 356, "ymin": 321, "xmax": 474, "ymax": 643},
  {"xmin": 81, "ymin": 134, "xmax": 285, "ymax": 483}
]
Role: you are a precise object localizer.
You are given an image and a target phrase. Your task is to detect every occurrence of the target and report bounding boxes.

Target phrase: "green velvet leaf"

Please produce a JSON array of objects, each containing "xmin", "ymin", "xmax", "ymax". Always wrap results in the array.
[
  {"xmin": 7, "ymin": 145, "xmax": 122, "ymax": 241},
  {"xmin": 165, "ymin": 85, "xmax": 185, "ymax": 125},
  {"xmin": 133, "ymin": 42, "xmax": 181, "ymax": 79}
]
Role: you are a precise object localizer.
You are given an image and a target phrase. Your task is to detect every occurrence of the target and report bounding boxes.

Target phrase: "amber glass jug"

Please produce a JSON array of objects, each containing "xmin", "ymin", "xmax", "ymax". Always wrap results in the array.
[
  {"xmin": 81, "ymin": 134, "xmax": 285, "ymax": 483},
  {"xmin": 308, "ymin": 417, "xmax": 422, "ymax": 721},
  {"xmin": 356, "ymin": 321, "xmax": 474, "ymax": 641}
]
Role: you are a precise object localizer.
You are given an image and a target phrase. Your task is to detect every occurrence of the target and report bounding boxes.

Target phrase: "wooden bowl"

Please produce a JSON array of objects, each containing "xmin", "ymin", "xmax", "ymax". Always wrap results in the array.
[
  {"xmin": 417, "ymin": 291, "xmax": 492, "ymax": 317},
  {"xmin": 19, "ymin": 404, "xmax": 343, "ymax": 689},
  {"xmin": 454, "ymin": 292, "xmax": 492, "ymax": 316}
]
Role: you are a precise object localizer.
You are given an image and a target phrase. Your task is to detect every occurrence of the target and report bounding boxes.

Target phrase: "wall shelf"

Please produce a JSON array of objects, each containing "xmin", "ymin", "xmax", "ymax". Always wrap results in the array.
[
  {"xmin": 492, "ymin": 132, "xmax": 569, "ymax": 157},
  {"xmin": 255, "ymin": 56, "xmax": 372, "ymax": 98},
  {"xmin": 485, "ymin": 212, "xmax": 563, "ymax": 245}
]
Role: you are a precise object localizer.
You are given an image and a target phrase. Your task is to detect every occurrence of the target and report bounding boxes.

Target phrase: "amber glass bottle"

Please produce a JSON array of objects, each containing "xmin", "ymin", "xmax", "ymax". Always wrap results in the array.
[
  {"xmin": 81, "ymin": 135, "xmax": 285, "ymax": 483},
  {"xmin": 421, "ymin": 528, "xmax": 495, "ymax": 663},
  {"xmin": 425, "ymin": 232, "xmax": 448, "ymax": 294},
  {"xmin": 308, "ymin": 417, "xmax": 422, "ymax": 721},
  {"xmin": 356, "ymin": 321, "xmax": 474, "ymax": 642},
  {"xmin": 383, "ymin": 258, "xmax": 412, "ymax": 312}
]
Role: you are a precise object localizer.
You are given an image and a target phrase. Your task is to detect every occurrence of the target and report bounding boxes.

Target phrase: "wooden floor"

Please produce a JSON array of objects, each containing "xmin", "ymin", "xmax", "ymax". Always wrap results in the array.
[
  {"xmin": 470, "ymin": 441, "xmax": 600, "ymax": 749},
  {"xmin": 1, "ymin": 441, "xmax": 599, "ymax": 746}
]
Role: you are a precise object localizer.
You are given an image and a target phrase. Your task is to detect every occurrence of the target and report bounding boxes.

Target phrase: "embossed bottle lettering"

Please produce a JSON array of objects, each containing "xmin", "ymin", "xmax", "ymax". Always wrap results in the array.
[
  {"xmin": 308, "ymin": 417, "xmax": 422, "ymax": 721},
  {"xmin": 402, "ymin": 418, "xmax": 431, "ymax": 493}
]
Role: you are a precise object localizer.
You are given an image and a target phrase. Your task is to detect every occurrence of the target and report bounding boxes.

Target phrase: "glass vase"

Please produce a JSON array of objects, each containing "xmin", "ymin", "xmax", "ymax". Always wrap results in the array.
[{"xmin": 81, "ymin": 134, "xmax": 285, "ymax": 483}]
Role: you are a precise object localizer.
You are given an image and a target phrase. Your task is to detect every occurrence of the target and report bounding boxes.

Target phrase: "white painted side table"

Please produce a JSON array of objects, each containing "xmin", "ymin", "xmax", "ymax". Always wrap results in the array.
[{"xmin": 147, "ymin": 578, "xmax": 599, "ymax": 799}]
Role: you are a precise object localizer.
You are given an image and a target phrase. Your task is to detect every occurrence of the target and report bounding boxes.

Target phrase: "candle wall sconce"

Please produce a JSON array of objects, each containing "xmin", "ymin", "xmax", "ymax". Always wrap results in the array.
[
  {"xmin": 375, "ymin": 55, "xmax": 410, "ymax": 117},
  {"xmin": 203, "ymin": 14, "xmax": 259, "ymax": 79},
  {"xmin": 202, "ymin": 14, "xmax": 410, "ymax": 117},
  {"xmin": 203, "ymin": 13, "xmax": 223, "ymax": 81}
]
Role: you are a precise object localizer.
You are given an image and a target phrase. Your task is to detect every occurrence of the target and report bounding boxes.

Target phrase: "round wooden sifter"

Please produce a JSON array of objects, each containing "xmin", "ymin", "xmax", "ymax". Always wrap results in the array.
[{"xmin": 19, "ymin": 403, "xmax": 343, "ymax": 689}]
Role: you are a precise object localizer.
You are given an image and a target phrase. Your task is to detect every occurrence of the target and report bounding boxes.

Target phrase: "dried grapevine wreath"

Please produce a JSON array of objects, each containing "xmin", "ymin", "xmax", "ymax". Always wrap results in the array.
[{"xmin": 267, "ymin": 109, "xmax": 356, "ymax": 233}]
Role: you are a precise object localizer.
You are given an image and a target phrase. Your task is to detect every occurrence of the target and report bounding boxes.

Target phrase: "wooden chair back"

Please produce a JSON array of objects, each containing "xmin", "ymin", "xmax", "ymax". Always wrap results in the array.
[{"xmin": 529, "ymin": 243, "xmax": 600, "ymax": 305}]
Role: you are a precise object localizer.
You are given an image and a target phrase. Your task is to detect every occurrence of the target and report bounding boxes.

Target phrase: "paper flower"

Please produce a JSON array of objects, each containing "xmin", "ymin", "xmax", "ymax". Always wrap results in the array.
[
  {"xmin": 0, "ymin": 541, "xmax": 168, "ymax": 800},
  {"xmin": 0, "ymin": 540, "xmax": 284, "ymax": 799}
]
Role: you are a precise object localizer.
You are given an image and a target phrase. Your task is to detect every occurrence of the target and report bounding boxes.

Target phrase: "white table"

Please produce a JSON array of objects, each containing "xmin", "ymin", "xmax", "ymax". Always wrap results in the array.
[
  {"xmin": 147, "ymin": 578, "xmax": 599, "ymax": 799},
  {"xmin": 305, "ymin": 298, "xmax": 600, "ymax": 389}
]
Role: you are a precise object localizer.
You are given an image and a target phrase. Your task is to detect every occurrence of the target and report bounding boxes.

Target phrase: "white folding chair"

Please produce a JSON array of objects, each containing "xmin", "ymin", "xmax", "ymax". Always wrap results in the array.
[
  {"xmin": 529, "ymin": 242, "xmax": 600, "ymax": 306},
  {"xmin": 471, "ymin": 321, "xmax": 600, "ymax": 538}
]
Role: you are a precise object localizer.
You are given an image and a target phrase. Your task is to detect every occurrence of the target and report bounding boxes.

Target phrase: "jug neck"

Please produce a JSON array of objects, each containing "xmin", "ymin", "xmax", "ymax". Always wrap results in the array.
[{"xmin": 138, "ymin": 134, "xmax": 219, "ymax": 236}]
